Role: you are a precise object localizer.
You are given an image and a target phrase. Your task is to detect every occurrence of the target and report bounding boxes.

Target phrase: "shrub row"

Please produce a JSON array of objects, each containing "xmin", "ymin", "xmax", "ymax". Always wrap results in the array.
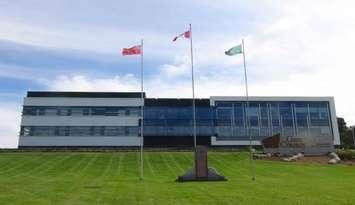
[{"xmin": 336, "ymin": 149, "xmax": 355, "ymax": 160}]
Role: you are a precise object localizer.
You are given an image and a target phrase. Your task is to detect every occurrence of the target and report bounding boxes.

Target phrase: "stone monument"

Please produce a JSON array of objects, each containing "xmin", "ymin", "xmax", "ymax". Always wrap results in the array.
[{"xmin": 176, "ymin": 145, "xmax": 227, "ymax": 182}]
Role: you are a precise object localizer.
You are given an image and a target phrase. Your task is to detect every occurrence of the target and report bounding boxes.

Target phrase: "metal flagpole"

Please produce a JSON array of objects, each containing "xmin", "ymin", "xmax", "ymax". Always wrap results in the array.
[
  {"xmin": 140, "ymin": 39, "xmax": 144, "ymax": 180},
  {"xmin": 242, "ymin": 39, "xmax": 255, "ymax": 180},
  {"xmin": 189, "ymin": 24, "xmax": 197, "ymax": 149}
]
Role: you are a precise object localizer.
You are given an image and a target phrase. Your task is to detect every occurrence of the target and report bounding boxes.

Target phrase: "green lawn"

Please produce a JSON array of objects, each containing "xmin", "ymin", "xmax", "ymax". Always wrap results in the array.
[{"xmin": 0, "ymin": 152, "xmax": 354, "ymax": 205}]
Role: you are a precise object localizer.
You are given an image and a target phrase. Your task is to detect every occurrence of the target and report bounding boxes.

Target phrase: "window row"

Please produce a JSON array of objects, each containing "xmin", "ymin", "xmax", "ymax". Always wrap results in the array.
[
  {"xmin": 144, "ymin": 106, "xmax": 213, "ymax": 119},
  {"xmin": 144, "ymin": 119, "xmax": 213, "ymax": 126},
  {"xmin": 215, "ymin": 125, "xmax": 332, "ymax": 138},
  {"xmin": 23, "ymin": 106, "xmax": 140, "ymax": 117},
  {"xmin": 20, "ymin": 126, "xmax": 139, "ymax": 136},
  {"xmin": 215, "ymin": 101, "xmax": 331, "ymax": 127}
]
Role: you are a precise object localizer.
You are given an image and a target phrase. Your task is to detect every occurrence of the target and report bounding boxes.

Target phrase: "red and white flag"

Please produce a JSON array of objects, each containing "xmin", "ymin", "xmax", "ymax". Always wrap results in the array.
[
  {"xmin": 172, "ymin": 30, "xmax": 190, "ymax": 42},
  {"xmin": 122, "ymin": 45, "xmax": 142, "ymax": 55}
]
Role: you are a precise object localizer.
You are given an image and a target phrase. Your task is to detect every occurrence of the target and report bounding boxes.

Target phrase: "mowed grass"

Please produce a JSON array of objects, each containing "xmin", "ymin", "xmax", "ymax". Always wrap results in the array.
[{"xmin": 0, "ymin": 152, "xmax": 354, "ymax": 205}]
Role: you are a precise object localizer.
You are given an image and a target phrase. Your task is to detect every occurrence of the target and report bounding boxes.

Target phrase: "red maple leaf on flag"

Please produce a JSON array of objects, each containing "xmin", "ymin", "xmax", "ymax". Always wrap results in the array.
[{"xmin": 173, "ymin": 30, "xmax": 190, "ymax": 42}]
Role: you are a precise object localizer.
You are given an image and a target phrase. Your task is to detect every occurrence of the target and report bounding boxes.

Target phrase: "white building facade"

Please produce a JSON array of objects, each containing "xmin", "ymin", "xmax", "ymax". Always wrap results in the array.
[
  {"xmin": 19, "ymin": 92, "xmax": 143, "ymax": 147},
  {"xmin": 18, "ymin": 92, "xmax": 340, "ymax": 153}
]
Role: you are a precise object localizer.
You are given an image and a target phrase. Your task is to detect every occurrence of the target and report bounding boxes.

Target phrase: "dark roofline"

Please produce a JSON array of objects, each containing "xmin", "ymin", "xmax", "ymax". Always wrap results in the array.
[
  {"xmin": 26, "ymin": 92, "xmax": 210, "ymax": 105},
  {"xmin": 27, "ymin": 91, "xmax": 145, "ymax": 98},
  {"xmin": 145, "ymin": 98, "xmax": 210, "ymax": 106}
]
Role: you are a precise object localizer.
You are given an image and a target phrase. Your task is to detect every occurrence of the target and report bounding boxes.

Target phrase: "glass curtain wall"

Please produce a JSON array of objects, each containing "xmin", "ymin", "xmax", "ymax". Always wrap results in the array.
[
  {"xmin": 215, "ymin": 101, "xmax": 332, "ymax": 140},
  {"xmin": 144, "ymin": 106, "xmax": 214, "ymax": 137},
  {"xmin": 21, "ymin": 101, "xmax": 333, "ymax": 140}
]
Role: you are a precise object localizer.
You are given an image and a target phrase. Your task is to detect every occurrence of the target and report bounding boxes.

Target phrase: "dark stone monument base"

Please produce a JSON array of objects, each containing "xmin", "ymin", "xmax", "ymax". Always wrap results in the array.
[{"xmin": 176, "ymin": 167, "xmax": 227, "ymax": 182}]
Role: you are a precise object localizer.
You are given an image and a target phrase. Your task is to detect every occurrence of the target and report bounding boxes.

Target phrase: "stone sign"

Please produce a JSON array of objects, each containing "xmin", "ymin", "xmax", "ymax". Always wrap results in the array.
[
  {"xmin": 195, "ymin": 146, "xmax": 208, "ymax": 178},
  {"xmin": 177, "ymin": 145, "xmax": 227, "ymax": 182},
  {"xmin": 262, "ymin": 134, "xmax": 334, "ymax": 156}
]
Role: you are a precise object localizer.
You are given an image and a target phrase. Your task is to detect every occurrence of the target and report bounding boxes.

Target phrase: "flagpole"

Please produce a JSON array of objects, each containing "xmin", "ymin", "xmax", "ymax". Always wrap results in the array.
[
  {"xmin": 140, "ymin": 39, "xmax": 144, "ymax": 180},
  {"xmin": 242, "ymin": 39, "xmax": 255, "ymax": 181},
  {"xmin": 189, "ymin": 23, "xmax": 197, "ymax": 149}
]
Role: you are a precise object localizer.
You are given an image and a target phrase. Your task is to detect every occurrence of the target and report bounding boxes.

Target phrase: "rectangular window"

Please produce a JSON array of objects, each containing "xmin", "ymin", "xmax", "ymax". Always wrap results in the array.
[
  {"xmin": 55, "ymin": 126, "xmax": 68, "ymax": 136},
  {"xmin": 267, "ymin": 103, "xmax": 280, "ymax": 134},
  {"xmin": 105, "ymin": 108, "xmax": 119, "ymax": 116},
  {"xmin": 57, "ymin": 108, "xmax": 71, "ymax": 116},
  {"xmin": 38, "ymin": 108, "xmax": 45, "ymax": 116},
  {"xmin": 247, "ymin": 103, "xmax": 259, "ymax": 127},
  {"xmin": 259, "ymin": 103, "xmax": 269, "ymax": 127},
  {"xmin": 104, "ymin": 126, "xmax": 125, "ymax": 136},
  {"xmin": 71, "ymin": 108, "xmax": 84, "ymax": 116},
  {"xmin": 22, "ymin": 107, "xmax": 37, "ymax": 115},
  {"xmin": 295, "ymin": 103, "xmax": 308, "ymax": 127},
  {"xmin": 279, "ymin": 102, "xmax": 295, "ymax": 130},
  {"xmin": 43, "ymin": 108, "xmax": 57, "ymax": 116},
  {"xmin": 91, "ymin": 126, "xmax": 104, "ymax": 136},
  {"xmin": 69, "ymin": 126, "xmax": 91, "ymax": 136},
  {"xmin": 83, "ymin": 108, "xmax": 90, "ymax": 116},
  {"xmin": 126, "ymin": 126, "xmax": 139, "ymax": 136},
  {"xmin": 20, "ymin": 126, "xmax": 32, "ymax": 136},
  {"xmin": 234, "ymin": 103, "xmax": 244, "ymax": 126},
  {"xmin": 31, "ymin": 126, "xmax": 55, "ymax": 136},
  {"xmin": 92, "ymin": 108, "xmax": 106, "ymax": 115},
  {"xmin": 309, "ymin": 103, "xmax": 330, "ymax": 126},
  {"xmin": 129, "ymin": 108, "xmax": 140, "ymax": 116},
  {"xmin": 124, "ymin": 109, "xmax": 130, "ymax": 116}
]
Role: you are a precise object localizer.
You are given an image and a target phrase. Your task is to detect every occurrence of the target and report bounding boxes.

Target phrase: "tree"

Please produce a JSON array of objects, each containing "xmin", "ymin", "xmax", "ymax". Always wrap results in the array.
[{"xmin": 337, "ymin": 117, "xmax": 354, "ymax": 148}]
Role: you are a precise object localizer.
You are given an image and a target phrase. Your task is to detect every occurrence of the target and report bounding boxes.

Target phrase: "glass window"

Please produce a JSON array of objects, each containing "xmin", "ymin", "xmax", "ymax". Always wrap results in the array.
[
  {"xmin": 295, "ymin": 103, "xmax": 308, "ymax": 127},
  {"xmin": 104, "ymin": 126, "xmax": 125, "ymax": 136},
  {"xmin": 124, "ymin": 109, "xmax": 130, "ymax": 116},
  {"xmin": 23, "ymin": 107, "xmax": 37, "ymax": 115},
  {"xmin": 92, "ymin": 108, "xmax": 106, "ymax": 115},
  {"xmin": 247, "ymin": 103, "xmax": 259, "ymax": 127},
  {"xmin": 106, "ymin": 108, "xmax": 119, "ymax": 116},
  {"xmin": 259, "ymin": 103, "xmax": 269, "ymax": 127},
  {"xmin": 247, "ymin": 103, "xmax": 259, "ymax": 116},
  {"xmin": 54, "ymin": 126, "xmax": 68, "ymax": 136},
  {"xmin": 217, "ymin": 108, "xmax": 232, "ymax": 120},
  {"xmin": 20, "ymin": 126, "xmax": 32, "ymax": 136},
  {"xmin": 279, "ymin": 103, "xmax": 294, "ymax": 127},
  {"xmin": 71, "ymin": 108, "xmax": 84, "ymax": 116},
  {"xmin": 38, "ymin": 108, "xmax": 45, "ymax": 116},
  {"xmin": 31, "ymin": 126, "xmax": 55, "ymax": 136},
  {"xmin": 69, "ymin": 126, "xmax": 91, "ymax": 136},
  {"xmin": 57, "ymin": 108, "xmax": 71, "ymax": 116},
  {"xmin": 83, "ymin": 108, "xmax": 90, "ymax": 116},
  {"xmin": 91, "ymin": 126, "xmax": 104, "ymax": 136},
  {"xmin": 126, "ymin": 126, "xmax": 139, "ymax": 136},
  {"xmin": 269, "ymin": 103, "xmax": 280, "ymax": 127},
  {"xmin": 233, "ymin": 103, "xmax": 244, "ymax": 126},
  {"xmin": 45, "ymin": 108, "xmax": 57, "ymax": 116},
  {"xmin": 309, "ymin": 102, "xmax": 330, "ymax": 126}
]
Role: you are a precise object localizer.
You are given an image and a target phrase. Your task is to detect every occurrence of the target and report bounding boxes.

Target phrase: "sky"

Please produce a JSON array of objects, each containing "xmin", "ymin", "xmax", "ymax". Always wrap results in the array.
[{"xmin": 0, "ymin": 0, "xmax": 355, "ymax": 148}]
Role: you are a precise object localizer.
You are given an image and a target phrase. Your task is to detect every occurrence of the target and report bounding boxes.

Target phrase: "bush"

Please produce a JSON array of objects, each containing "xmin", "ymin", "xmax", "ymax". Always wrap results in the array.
[{"xmin": 336, "ymin": 149, "xmax": 355, "ymax": 160}]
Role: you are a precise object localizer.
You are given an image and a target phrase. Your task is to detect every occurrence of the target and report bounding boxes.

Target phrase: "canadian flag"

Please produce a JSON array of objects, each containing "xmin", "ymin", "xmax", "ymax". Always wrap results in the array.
[
  {"xmin": 122, "ymin": 45, "xmax": 142, "ymax": 55},
  {"xmin": 173, "ymin": 30, "xmax": 190, "ymax": 42}
]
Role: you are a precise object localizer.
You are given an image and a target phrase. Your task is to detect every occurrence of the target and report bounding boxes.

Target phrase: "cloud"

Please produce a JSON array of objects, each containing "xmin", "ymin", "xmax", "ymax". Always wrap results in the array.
[
  {"xmin": 159, "ymin": 56, "xmax": 191, "ymax": 78},
  {"xmin": 0, "ymin": 102, "xmax": 21, "ymax": 148},
  {"xmin": 1, "ymin": 0, "xmax": 355, "ymax": 148},
  {"xmin": 46, "ymin": 74, "xmax": 139, "ymax": 92}
]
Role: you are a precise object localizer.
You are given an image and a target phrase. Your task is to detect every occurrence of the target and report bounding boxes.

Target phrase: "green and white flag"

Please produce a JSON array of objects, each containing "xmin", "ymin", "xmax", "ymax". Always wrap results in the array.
[{"xmin": 225, "ymin": 44, "xmax": 242, "ymax": 56}]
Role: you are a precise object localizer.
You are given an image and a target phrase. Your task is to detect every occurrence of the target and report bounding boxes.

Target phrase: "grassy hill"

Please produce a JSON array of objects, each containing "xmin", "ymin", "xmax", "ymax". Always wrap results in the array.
[{"xmin": 0, "ymin": 151, "xmax": 354, "ymax": 205}]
